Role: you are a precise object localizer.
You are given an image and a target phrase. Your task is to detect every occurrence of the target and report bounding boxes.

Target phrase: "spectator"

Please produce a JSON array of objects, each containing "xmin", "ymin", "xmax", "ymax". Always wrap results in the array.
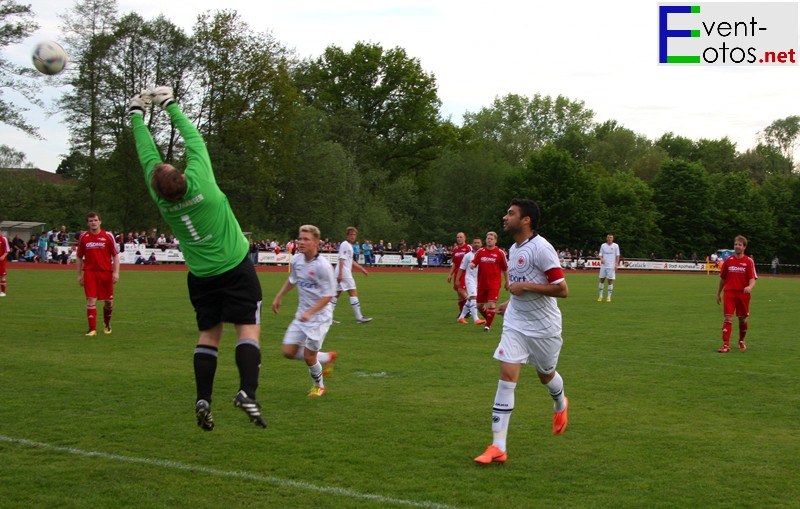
[
  {"xmin": 10, "ymin": 235, "xmax": 26, "ymax": 260},
  {"xmin": 771, "ymin": 256, "xmax": 780, "ymax": 275},
  {"xmin": 134, "ymin": 251, "xmax": 146, "ymax": 264},
  {"xmin": 56, "ymin": 225, "xmax": 69, "ymax": 245},
  {"xmin": 147, "ymin": 252, "xmax": 157, "ymax": 265},
  {"xmin": 375, "ymin": 240, "xmax": 385, "ymax": 264}
]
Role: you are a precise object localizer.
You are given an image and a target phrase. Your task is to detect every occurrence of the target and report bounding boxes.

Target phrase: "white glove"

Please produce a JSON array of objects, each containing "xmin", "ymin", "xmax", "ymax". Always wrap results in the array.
[
  {"xmin": 152, "ymin": 86, "xmax": 175, "ymax": 108},
  {"xmin": 128, "ymin": 93, "xmax": 146, "ymax": 116}
]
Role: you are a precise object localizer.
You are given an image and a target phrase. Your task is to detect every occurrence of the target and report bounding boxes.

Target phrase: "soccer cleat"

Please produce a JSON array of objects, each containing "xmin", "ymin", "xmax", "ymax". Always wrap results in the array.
[
  {"xmin": 103, "ymin": 325, "xmax": 112, "ymax": 335},
  {"xmin": 739, "ymin": 341, "xmax": 747, "ymax": 351},
  {"xmin": 474, "ymin": 319, "xmax": 486, "ymax": 325},
  {"xmin": 553, "ymin": 397, "xmax": 569, "ymax": 435},
  {"xmin": 597, "ymin": 297, "xmax": 603, "ymax": 302},
  {"xmin": 356, "ymin": 317, "xmax": 373, "ymax": 323},
  {"xmin": 323, "ymin": 352, "xmax": 337, "ymax": 378},
  {"xmin": 718, "ymin": 345, "xmax": 731, "ymax": 353},
  {"xmin": 483, "ymin": 326, "xmax": 490, "ymax": 333},
  {"xmin": 85, "ymin": 329, "xmax": 97, "ymax": 337},
  {"xmin": 457, "ymin": 318, "xmax": 468, "ymax": 324},
  {"xmin": 332, "ymin": 319, "xmax": 341, "ymax": 324},
  {"xmin": 474, "ymin": 445, "xmax": 507, "ymax": 464},
  {"xmin": 307, "ymin": 386, "xmax": 326, "ymax": 397},
  {"xmin": 195, "ymin": 399, "xmax": 214, "ymax": 431},
  {"xmin": 606, "ymin": 297, "xmax": 612, "ymax": 302},
  {"xmin": 0, "ymin": 292, "xmax": 6, "ymax": 297},
  {"xmin": 233, "ymin": 390, "xmax": 267, "ymax": 428}
]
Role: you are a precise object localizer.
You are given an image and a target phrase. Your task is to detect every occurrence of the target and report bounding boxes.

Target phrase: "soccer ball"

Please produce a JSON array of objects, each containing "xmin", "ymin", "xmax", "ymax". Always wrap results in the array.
[{"xmin": 32, "ymin": 41, "xmax": 68, "ymax": 75}]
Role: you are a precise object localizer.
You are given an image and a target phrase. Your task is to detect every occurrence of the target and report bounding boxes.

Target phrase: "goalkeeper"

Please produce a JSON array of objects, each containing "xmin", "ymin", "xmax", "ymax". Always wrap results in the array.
[{"xmin": 129, "ymin": 87, "xmax": 266, "ymax": 431}]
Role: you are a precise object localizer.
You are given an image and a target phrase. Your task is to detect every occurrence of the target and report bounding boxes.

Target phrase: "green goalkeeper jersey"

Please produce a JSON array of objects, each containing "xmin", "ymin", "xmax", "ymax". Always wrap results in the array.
[{"xmin": 132, "ymin": 104, "xmax": 248, "ymax": 277}]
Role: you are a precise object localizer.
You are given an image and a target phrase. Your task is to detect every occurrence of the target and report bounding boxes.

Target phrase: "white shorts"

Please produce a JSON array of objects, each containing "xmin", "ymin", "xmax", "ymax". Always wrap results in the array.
[
  {"xmin": 599, "ymin": 267, "xmax": 616, "ymax": 280},
  {"xmin": 337, "ymin": 276, "xmax": 357, "ymax": 292},
  {"xmin": 282, "ymin": 320, "xmax": 331, "ymax": 351},
  {"xmin": 493, "ymin": 328, "xmax": 562, "ymax": 375},
  {"xmin": 465, "ymin": 278, "xmax": 478, "ymax": 298}
]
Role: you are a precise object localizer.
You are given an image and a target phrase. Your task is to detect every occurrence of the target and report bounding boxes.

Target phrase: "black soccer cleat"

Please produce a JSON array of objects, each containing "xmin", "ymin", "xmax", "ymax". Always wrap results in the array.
[
  {"xmin": 195, "ymin": 399, "xmax": 215, "ymax": 431},
  {"xmin": 233, "ymin": 390, "xmax": 267, "ymax": 428}
]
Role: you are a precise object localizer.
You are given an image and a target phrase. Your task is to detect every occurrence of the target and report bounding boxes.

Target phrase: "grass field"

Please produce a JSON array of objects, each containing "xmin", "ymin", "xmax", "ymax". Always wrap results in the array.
[{"xmin": 1, "ymin": 266, "xmax": 798, "ymax": 508}]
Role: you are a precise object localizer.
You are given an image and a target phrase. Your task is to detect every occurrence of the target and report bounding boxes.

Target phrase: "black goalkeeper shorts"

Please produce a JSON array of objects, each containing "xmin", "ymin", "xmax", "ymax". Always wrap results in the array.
[{"xmin": 188, "ymin": 255, "xmax": 263, "ymax": 330}]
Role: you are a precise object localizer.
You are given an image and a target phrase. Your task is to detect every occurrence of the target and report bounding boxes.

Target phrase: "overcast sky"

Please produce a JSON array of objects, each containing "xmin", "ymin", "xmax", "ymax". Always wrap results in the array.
[{"xmin": 2, "ymin": 0, "xmax": 799, "ymax": 172}]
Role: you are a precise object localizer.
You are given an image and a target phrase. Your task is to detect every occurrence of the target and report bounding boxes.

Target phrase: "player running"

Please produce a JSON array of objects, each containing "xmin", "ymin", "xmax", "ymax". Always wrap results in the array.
[
  {"xmin": 470, "ymin": 231, "xmax": 509, "ymax": 332},
  {"xmin": 475, "ymin": 198, "xmax": 570, "ymax": 465},
  {"xmin": 272, "ymin": 225, "xmax": 338, "ymax": 397}
]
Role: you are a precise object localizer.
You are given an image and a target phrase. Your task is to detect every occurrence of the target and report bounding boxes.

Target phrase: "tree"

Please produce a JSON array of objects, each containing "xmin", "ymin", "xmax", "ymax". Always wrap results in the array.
[
  {"xmin": 503, "ymin": 145, "xmax": 604, "ymax": 251},
  {"xmin": 0, "ymin": 0, "xmax": 41, "ymax": 136},
  {"xmin": 587, "ymin": 121, "xmax": 653, "ymax": 174},
  {"xmin": 656, "ymin": 132, "xmax": 695, "ymax": 160},
  {"xmin": 597, "ymin": 170, "xmax": 662, "ymax": 258},
  {"xmin": 735, "ymin": 143, "xmax": 794, "ymax": 183},
  {"xmin": 0, "ymin": 143, "xmax": 33, "ymax": 167},
  {"xmin": 463, "ymin": 93, "xmax": 594, "ymax": 167},
  {"xmin": 651, "ymin": 159, "xmax": 713, "ymax": 256},
  {"xmin": 693, "ymin": 137, "xmax": 737, "ymax": 174},
  {"xmin": 760, "ymin": 115, "xmax": 800, "ymax": 164}
]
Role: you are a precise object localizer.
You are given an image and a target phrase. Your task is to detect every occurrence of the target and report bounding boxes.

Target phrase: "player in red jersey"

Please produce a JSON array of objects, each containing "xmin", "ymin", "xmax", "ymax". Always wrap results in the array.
[
  {"xmin": 76, "ymin": 212, "xmax": 120, "ymax": 336},
  {"xmin": 448, "ymin": 232, "xmax": 472, "ymax": 317},
  {"xmin": 0, "ymin": 233, "xmax": 9, "ymax": 296},
  {"xmin": 715, "ymin": 235, "xmax": 757, "ymax": 352},
  {"xmin": 470, "ymin": 231, "xmax": 509, "ymax": 332}
]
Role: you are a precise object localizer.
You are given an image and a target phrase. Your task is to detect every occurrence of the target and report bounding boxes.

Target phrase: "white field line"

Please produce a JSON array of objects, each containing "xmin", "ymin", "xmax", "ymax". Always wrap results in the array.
[{"xmin": 0, "ymin": 435, "xmax": 462, "ymax": 509}]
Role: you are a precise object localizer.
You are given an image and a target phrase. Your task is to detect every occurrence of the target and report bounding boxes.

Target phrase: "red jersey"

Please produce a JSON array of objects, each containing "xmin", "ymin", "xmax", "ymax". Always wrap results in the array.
[
  {"xmin": 720, "ymin": 254, "xmax": 757, "ymax": 291},
  {"xmin": 0, "ymin": 235, "xmax": 8, "ymax": 259},
  {"xmin": 451, "ymin": 243, "xmax": 472, "ymax": 282},
  {"xmin": 416, "ymin": 247, "xmax": 425, "ymax": 258},
  {"xmin": 474, "ymin": 246, "xmax": 508, "ymax": 290},
  {"xmin": 77, "ymin": 230, "xmax": 119, "ymax": 271}
]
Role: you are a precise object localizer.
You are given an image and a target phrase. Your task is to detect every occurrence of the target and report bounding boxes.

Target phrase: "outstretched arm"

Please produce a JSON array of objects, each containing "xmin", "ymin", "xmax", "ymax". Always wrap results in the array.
[{"xmin": 164, "ymin": 103, "xmax": 215, "ymax": 183}]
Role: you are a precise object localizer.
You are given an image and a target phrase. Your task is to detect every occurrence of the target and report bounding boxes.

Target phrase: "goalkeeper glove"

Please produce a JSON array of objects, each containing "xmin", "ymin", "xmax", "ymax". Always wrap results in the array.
[{"xmin": 152, "ymin": 86, "xmax": 175, "ymax": 108}]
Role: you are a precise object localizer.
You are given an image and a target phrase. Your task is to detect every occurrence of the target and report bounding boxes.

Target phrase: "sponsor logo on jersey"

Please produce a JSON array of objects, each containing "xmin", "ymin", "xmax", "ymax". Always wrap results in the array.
[{"xmin": 84, "ymin": 241, "xmax": 107, "ymax": 248}]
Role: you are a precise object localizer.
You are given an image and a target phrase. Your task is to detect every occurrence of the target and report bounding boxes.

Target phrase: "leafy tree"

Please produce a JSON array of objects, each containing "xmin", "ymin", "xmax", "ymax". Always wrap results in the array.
[
  {"xmin": 656, "ymin": 132, "xmax": 695, "ymax": 160},
  {"xmin": 735, "ymin": 143, "xmax": 794, "ymax": 183},
  {"xmin": 651, "ymin": 159, "xmax": 712, "ymax": 256},
  {"xmin": 503, "ymin": 145, "xmax": 604, "ymax": 251},
  {"xmin": 587, "ymin": 121, "xmax": 653, "ymax": 174},
  {"xmin": 597, "ymin": 170, "xmax": 662, "ymax": 258},
  {"xmin": 0, "ymin": 0, "xmax": 41, "ymax": 136},
  {"xmin": 463, "ymin": 93, "xmax": 594, "ymax": 167},
  {"xmin": 693, "ymin": 137, "xmax": 737, "ymax": 174},
  {"xmin": 757, "ymin": 173, "xmax": 800, "ymax": 262},
  {"xmin": 759, "ymin": 115, "xmax": 800, "ymax": 163},
  {"xmin": 0, "ymin": 143, "xmax": 33, "ymax": 167}
]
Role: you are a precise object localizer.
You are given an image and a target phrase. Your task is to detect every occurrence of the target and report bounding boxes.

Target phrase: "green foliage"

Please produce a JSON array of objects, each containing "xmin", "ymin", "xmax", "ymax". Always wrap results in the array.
[
  {"xmin": 760, "ymin": 115, "xmax": 800, "ymax": 163},
  {"xmin": 598, "ymin": 170, "xmax": 662, "ymax": 257},
  {"xmin": 0, "ymin": 0, "xmax": 41, "ymax": 136},
  {"xmin": 1, "ymin": 269, "xmax": 799, "ymax": 508}
]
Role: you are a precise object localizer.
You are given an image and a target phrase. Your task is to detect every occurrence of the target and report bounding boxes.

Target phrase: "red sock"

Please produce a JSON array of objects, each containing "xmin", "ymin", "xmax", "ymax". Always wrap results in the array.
[
  {"xmin": 485, "ymin": 308, "xmax": 496, "ymax": 328},
  {"xmin": 87, "ymin": 305, "xmax": 97, "ymax": 331},
  {"xmin": 739, "ymin": 321, "xmax": 748, "ymax": 341},
  {"xmin": 458, "ymin": 298, "xmax": 466, "ymax": 315},
  {"xmin": 1, "ymin": 281, "xmax": 5, "ymax": 293},
  {"xmin": 721, "ymin": 322, "xmax": 732, "ymax": 345},
  {"xmin": 103, "ymin": 306, "xmax": 112, "ymax": 327}
]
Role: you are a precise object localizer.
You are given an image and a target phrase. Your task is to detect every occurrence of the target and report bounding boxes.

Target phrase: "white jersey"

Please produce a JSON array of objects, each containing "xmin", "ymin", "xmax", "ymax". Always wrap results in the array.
[
  {"xmin": 289, "ymin": 253, "xmax": 337, "ymax": 325},
  {"xmin": 335, "ymin": 240, "xmax": 354, "ymax": 278},
  {"xmin": 599, "ymin": 242, "xmax": 620, "ymax": 268},
  {"xmin": 503, "ymin": 235, "xmax": 565, "ymax": 338},
  {"xmin": 459, "ymin": 250, "xmax": 479, "ymax": 288}
]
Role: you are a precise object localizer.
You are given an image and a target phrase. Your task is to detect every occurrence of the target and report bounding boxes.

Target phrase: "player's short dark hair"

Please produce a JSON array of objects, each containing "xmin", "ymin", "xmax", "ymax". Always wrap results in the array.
[
  {"xmin": 735, "ymin": 235, "xmax": 748, "ymax": 246},
  {"xmin": 510, "ymin": 198, "xmax": 540, "ymax": 230},
  {"xmin": 86, "ymin": 211, "xmax": 100, "ymax": 220},
  {"xmin": 152, "ymin": 164, "xmax": 187, "ymax": 202}
]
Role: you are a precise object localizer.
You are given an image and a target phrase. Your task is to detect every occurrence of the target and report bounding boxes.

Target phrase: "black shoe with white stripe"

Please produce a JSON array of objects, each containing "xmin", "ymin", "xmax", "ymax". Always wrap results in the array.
[
  {"xmin": 195, "ymin": 399, "xmax": 214, "ymax": 431},
  {"xmin": 233, "ymin": 390, "xmax": 267, "ymax": 428}
]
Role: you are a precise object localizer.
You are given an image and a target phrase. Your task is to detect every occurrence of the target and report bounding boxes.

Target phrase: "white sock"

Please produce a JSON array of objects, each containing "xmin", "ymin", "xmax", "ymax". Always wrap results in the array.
[
  {"xmin": 607, "ymin": 284, "xmax": 614, "ymax": 299},
  {"xmin": 308, "ymin": 361, "xmax": 324, "ymax": 388},
  {"xmin": 491, "ymin": 380, "xmax": 516, "ymax": 451},
  {"xmin": 331, "ymin": 297, "xmax": 338, "ymax": 310},
  {"xmin": 316, "ymin": 352, "xmax": 332, "ymax": 363},
  {"xmin": 598, "ymin": 282, "xmax": 604, "ymax": 298},
  {"xmin": 350, "ymin": 296, "xmax": 363, "ymax": 320},
  {"xmin": 470, "ymin": 301, "xmax": 481, "ymax": 322},
  {"xmin": 546, "ymin": 371, "xmax": 566, "ymax": 411},
  {"xmin": 458, "ymin": 299, "xmax": 470, "ymax": 319}
]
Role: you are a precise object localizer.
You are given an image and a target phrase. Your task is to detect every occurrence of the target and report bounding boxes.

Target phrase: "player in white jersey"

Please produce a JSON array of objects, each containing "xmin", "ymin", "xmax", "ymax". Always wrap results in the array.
[
  {"xmin": 272, "ymin": 225, "xmax": 339, "ymax": 397},
  {"xmin": 455, "ymin": 236, "xmax": 486, "ymax": 325},
  {"xmin": 598, "ymin": 234, "xmax": 620, "ymax": 302},
  {"xmin": 475, "ymin": 198, "xmax": 569, "ymax": 465},
  {"xmin": 331, "ymin": 226, "xmax": 372, "ymax": 323}
]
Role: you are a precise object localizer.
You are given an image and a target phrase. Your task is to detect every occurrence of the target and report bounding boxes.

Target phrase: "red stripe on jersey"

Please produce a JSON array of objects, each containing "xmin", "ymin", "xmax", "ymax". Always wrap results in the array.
[{"xmin": 545, "ymin": 267, "xmax": 565, "ymax": 283}]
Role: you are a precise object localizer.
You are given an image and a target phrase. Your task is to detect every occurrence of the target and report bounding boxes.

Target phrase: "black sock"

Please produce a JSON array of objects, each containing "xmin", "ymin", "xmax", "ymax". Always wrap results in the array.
[
  {"xmin": 193, "ymin": 345, "xmax": 218, "ymax": 403},
  {"xmin": 235, "ymin": 340, "xmax": 261, "ymax": 399}
]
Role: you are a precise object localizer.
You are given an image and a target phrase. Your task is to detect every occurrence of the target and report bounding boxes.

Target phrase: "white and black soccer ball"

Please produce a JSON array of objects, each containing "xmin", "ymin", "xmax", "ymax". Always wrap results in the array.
[{"xmin": 32, "ymin": 41, "xmax": 68, "ymax": 75}]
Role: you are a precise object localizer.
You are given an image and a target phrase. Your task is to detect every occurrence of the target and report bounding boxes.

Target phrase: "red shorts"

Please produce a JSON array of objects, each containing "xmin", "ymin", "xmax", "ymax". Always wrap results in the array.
[
  {"xmin": 83, "ymin": 271, "xmax": 114, "ymax": 300},
  {"xmin": 723, "ymin": 291, "xmax": 750, "ymax": 317},
  {"xmin": 454, "ymin": 273, "xmax": 466, "ymax": 291},
  {"xmin": 476, "ymin": 287, "xmax": 500, "ymax": 304}
]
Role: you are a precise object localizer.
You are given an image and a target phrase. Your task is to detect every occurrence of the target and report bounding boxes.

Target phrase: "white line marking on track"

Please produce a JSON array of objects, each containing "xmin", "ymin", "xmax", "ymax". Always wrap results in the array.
[{"xmin": 0, "ymin": 435, "xmax": 461, "ymax": 509}]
